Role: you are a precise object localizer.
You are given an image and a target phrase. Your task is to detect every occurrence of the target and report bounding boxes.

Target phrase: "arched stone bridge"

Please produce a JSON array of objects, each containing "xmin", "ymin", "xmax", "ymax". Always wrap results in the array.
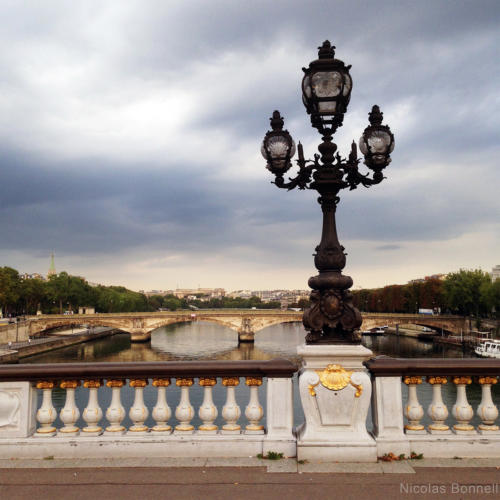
[{"xmin": 26, "ymin": 311, "xmax": 469, "ymax": 343}]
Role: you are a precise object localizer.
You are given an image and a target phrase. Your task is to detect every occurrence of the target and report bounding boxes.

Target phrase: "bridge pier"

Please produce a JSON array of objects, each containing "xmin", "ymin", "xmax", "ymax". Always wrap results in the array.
[
  {"xmin": 238, "ymin": 330, "xmax": 255, "ymax": 343},
  {"xmin": 130, "ymin": 330, "xmax": 151, "ymax": 342},
  {"xmin": 238, "ymin": 318, "xmax": 255, "ymax": 343}
]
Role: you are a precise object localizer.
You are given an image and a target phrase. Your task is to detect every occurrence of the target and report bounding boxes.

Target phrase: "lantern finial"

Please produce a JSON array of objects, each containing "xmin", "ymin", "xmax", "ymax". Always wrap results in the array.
[
  {"xmin": 368, "ymin": 105, "xmax": 383, "ymax": 126},
  {"xmin": 318, "ymin": 40, "xmax": 335, "ymax": 59},
  {"xmin": 270, "ymin": 110, "xmax": 284, "ymax": 131}
]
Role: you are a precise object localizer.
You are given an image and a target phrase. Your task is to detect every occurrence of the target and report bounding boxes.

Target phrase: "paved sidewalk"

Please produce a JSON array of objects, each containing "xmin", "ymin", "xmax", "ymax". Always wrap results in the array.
[{"xmin": 1, "ymin": 458, "xmax": 500, "ymax": 499}]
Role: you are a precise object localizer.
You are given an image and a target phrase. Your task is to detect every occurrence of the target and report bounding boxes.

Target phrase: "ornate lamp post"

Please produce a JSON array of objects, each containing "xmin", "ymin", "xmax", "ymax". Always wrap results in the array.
[{"xmin": 262, "ymin": 41, "xmax": 394, "ymax": 345}]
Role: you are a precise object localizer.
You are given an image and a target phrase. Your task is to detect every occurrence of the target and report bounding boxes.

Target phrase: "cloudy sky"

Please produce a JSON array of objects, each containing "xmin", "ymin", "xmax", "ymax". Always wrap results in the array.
[{"xmin": 1, "ymin": 0, "xmax": 499, "ymax": 292}]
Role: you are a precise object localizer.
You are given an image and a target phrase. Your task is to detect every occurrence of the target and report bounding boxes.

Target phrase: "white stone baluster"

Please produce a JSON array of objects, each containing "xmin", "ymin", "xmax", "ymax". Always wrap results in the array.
[
  {"xmin": 128, "ymin": 379, "xmax": 149, "ymax": 434},
  {"xmin": 198, "ymin": 378, "xmax": 218, "ymax": 434},
  {"xmin": 452, "ymin": 376, "xmax": 476, "ymax": 434},
  {"xmin": 427, "ymin": 376, "xmax": 450, "ymax": 434},
  {"xmin": 403, "ymin": 376, "xmax": 425, "ymax": 434},
  {"xmin": 477, "ymin": 376, "xmax": 499, "ymax": 433},
  {"xmin": 245, "ymin": 377, "xmax": 264, "ymax": 434},
  {"xmin": 59, "ymin": 380, "xmax": 80, "ymax": 435},
  {"xmin": 174, "ymin": 378, "xmax": 194, "ymax": 433},
  {"xmin": 222, "ymin": 377, "xmax": 241, "ymax": 434},
  {"xmin": 82, "ymin": 379, "xmax": 103, "ymax": 436},
  {"xmin": 105, "ymin": 379, "xmax": 126, "ymax": 435},
  {"xmin": 35, "ymin": 381, "xmax": 57, "ymax": 437},
  {"xmin": 151, "ymin": 378, "xmax": 171, "ymax": 433}
]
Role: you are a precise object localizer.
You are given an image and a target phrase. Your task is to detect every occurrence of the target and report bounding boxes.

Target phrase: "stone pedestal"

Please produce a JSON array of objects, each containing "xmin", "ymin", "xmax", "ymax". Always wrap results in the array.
[{"xmin": 296, "ymin": 344, "xmax": 377, "ymax": 462}]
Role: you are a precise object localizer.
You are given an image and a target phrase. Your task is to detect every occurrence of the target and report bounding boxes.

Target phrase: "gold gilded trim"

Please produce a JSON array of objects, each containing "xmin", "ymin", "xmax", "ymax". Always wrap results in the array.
[
  {"xmin": 427, "ymin": 376, "xmax": 447, "ymax": 385},
  {"xmin": 129, "ymin": 379, "xmax": 148, "ymax": 388},
  {"xmin": 403, "ymin": 376, "xmax": 422, "ymax": 385},
  {"xmin": 83, "ymin": 379, "xmax": 103, "ymax": 389},
  {"xmin": 405, "ymin": 424, "xmax": 425, "ymax": 431},
  {"xmin": 60, "ymin": 380, "xmax": 80, "ymax": 389},
  {"xmin": 478, "ymin": 376, "xmax": 498, "ymax": 385},
  {"xmin": 308, "ymin": 380, "xmax": 320, "ymax": 397},
  {"xmin": 36, "ymin": 381, "xmax": 54, "ymax": 390},
  {"xmin": 176, "ymin": 378, "xmax": 194, "ymax": 387},
  {"xmin": 309, "ymin": 365, "xmax": 363, "ymax": 398},
  {"xmin": 199, "ymin": 378, "xmax": 217, "ymax": 387},
  {"xmin": 245, "ymin": 377, "xmax": 263, "ymax": 386},
  {"xmin": 316, "ymin": 364, "xmax": 352, "ymax": 391},
  {"xmin": 106, "ymin": 379, "xmax": 125, "ymax": 388},
  {"xmin": 350, "ymin": 381, "xmax": 363, "ymax": 398},
  {"xmin": 152, "ymin": 378, "xmax": 171, "ymax": 387},
  {"xmin": 222, "ymin": 377, "xmax": 240, "ymax": 387},
  {"xmin": 453, "ymin": 376, "xmax": 472, "ymax": 385}
]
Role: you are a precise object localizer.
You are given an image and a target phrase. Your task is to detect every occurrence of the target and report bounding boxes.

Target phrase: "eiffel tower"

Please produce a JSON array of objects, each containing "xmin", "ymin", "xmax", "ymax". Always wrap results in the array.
[{"xmin": 47, "ymin": 253, "xmax": 57, "ymax": 278}]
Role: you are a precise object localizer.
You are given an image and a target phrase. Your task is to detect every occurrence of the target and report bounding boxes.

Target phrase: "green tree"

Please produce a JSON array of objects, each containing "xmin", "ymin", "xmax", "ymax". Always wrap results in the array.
[
  {"xmin": 481, "ymin": 279, "xmax": 500, "ymax": 318},
  {"xmin": 0, "ymin": 267, "xmax": 21, "ymax": 316},
  {"xmin": 443, "ymin": 269, "xmax": 491, "ymax": 317}
]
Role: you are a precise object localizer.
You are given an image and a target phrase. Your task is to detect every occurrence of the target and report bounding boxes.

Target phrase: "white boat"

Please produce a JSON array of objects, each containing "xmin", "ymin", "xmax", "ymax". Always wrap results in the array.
[{"xmin": 475, "ymin": 340, "xmax": 500, "ymax": 358}]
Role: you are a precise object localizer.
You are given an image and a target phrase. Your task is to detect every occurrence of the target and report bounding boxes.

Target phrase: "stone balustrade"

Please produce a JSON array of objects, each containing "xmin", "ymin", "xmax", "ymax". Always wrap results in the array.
[
  {"xmin": 365, "ymin": 358, "xmax": 500, "ymax": 458},
  {"xmin": 3, "ymin": 356, "xmax": 500, "ymax": 461},
  {"xmin": 0, "ymin": 359, "xmax": 296, "ymax": 459}
]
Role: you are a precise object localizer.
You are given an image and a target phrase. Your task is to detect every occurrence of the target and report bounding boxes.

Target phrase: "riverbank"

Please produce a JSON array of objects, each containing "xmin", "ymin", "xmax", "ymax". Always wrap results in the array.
[
  {"xmin": 0, "ymin": 327, "xmax": 118, "ymax": 363},
  {"xmin": 386, "ymin": 327, "xmax": 436, "ymax": 340}
]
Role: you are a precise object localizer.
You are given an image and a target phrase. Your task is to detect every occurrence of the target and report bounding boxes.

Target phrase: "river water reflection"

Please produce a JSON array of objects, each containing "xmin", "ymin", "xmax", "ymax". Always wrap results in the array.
[{"xmin": 25, "ymin": 321, "xmax": 490, "ymax": 430}]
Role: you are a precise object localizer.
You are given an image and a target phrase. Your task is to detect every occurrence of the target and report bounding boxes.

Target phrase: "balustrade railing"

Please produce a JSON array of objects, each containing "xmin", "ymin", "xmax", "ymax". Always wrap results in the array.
[
  {"xmin": 0, "ymin": 359, "xmax": 297, "ymax": 458},
  {"xmin": 365, "ymin": 357, "xmax": 500, "ymax": 457},
  {"xmin": 3, "ymin": 356, "xmax": 500, "ymax": 460}
]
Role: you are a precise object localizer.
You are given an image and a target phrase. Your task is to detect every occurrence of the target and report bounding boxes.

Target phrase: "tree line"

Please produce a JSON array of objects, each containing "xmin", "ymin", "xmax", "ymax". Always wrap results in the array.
[
  {"xmin": 0, "ymin": 267, "xmax": 280, "ymax": 316},
  {"xmin": 352, "ymin": 269, "xmax": 499, "ymax": 318},
  {"xmin": 1, "ymin": 266, "xmax": 498, "ymax": 317}
]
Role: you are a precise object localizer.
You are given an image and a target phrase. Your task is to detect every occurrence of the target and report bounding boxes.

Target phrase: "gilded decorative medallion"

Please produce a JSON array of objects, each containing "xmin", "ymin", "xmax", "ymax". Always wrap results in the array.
[{"xmin": 309, "ymin": 364, "xmax": 363, "ymax": 398}]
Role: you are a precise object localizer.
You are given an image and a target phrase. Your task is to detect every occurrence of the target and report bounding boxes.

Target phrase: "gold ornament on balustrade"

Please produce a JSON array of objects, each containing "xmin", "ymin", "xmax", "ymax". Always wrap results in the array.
[
  {"xmin": 478, "ymin": 376, "xmax": 498, "ymax": 385},
  {"xmin": 453, "ymin": 376, "xmax": 472, "ymax": 385},
  {"xmin": 403, "ymin": 376, "xmax": 422, "ymax": 385},
  {"xmin": 176, "ymin": 378, "xmax": 194, "ymax": 387},
  {"xmin": 83, "ymin": 379, "xmax": 103, "ymax": 389},
  {"xmin": 245, "ymin": 377, "xmax": 263, "ymax": 386},
  {"xmin": 308, "ymin": 364, "xmax": 362, "ymax": 398},
  {"xmin": 152, "ymin": 378, "xmax": 171, "ymax": 387},
  {"xmin": 60, "ymin": 380, "xmax": 80, "ymax": 389},
  {"xmin": 427, "ymin": 376, "xmax": 447, "ymax": 385},
  {"xmin": 222, "ymin": 377, "xmax": 240, "ymax": 387},
  {"xmin": 129, "ymin": 379, "xmax": 148, "ymax": 388},
  {"xmin": 36, "ymin": 381, "xmax": 54, "ymax": 390},
  {"xmin": 199, "ymin": 377, "xmax": 217, "ymax": 386},
  {"xmin": 106, "ymin": 379, "xmax": 125, "ymax": 388}
]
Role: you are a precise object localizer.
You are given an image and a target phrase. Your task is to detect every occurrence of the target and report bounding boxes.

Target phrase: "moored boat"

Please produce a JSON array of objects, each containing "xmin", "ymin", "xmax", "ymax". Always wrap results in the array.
[{"xmin": 475, "ymin": 340, "xmax": 500, "ymax": 358}]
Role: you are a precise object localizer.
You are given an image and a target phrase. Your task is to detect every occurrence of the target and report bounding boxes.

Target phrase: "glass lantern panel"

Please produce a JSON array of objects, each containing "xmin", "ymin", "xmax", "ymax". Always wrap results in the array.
[
  {"xmin": 358, "ymin": 137, "xmax": 368, "ymax": 155},
  {"xmin": 260, "ymin": 142, "xmax": 268, "ymax": 159},
  {"xmin": 318, "ymin": 101, "xmax": 337, "ymax": 112},
  {"xmin": 267, "ymin": 136, "xmax": 289, "ymax": 159},
  {"xmin": 342, "ymin": 73, "xmax": 352, "ymax": 96},
  {"xmin": 289, "ymin": 139, "xmax": 296, "ymax": 158},
  {"xmin": 311, "ymin": 71, "xmax": 342, "ymax": 97},
  {"xmin": 368, "ymin": 130, "xmax": 390, "ymax": 154},
  {"xmin": 302, "ymin": 75, "xmax": 311, "ymax": 98}
]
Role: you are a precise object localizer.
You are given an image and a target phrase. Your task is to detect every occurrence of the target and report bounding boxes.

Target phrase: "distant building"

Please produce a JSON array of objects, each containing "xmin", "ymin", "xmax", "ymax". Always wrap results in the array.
[
  {"xmin": 173, "ymin": 288, "xmax": 225, "ymax": 299},
  {"xmin": 492, "ymin": 265, "xmax": 500, "ymax": 282},
  {"xmin": 47, "ymin": 253, "xmax": 57, "ymax": 278},
  {"xmin": 20, "ymin": 272, "xmax": 45, "ymax": 280},
  {"xmin": 78, "ymin": 306, "xmax": 95, "ymax": 314}
]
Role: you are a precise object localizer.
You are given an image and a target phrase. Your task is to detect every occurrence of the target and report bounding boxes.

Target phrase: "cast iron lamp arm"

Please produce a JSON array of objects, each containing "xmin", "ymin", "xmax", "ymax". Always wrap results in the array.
[
  {"xmin": 344, "ymin": 142, "xmax": 386, "ymax": 191},
  {"xmin": 273, "ymin": 143, "xmax": 316, "ymax": 191}
]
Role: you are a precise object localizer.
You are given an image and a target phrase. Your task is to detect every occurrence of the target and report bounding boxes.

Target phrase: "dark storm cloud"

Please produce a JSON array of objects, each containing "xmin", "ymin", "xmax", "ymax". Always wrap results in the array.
[{"xmin": 0, "ymin": 0, "xmax": 499, "ymax": 286}]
